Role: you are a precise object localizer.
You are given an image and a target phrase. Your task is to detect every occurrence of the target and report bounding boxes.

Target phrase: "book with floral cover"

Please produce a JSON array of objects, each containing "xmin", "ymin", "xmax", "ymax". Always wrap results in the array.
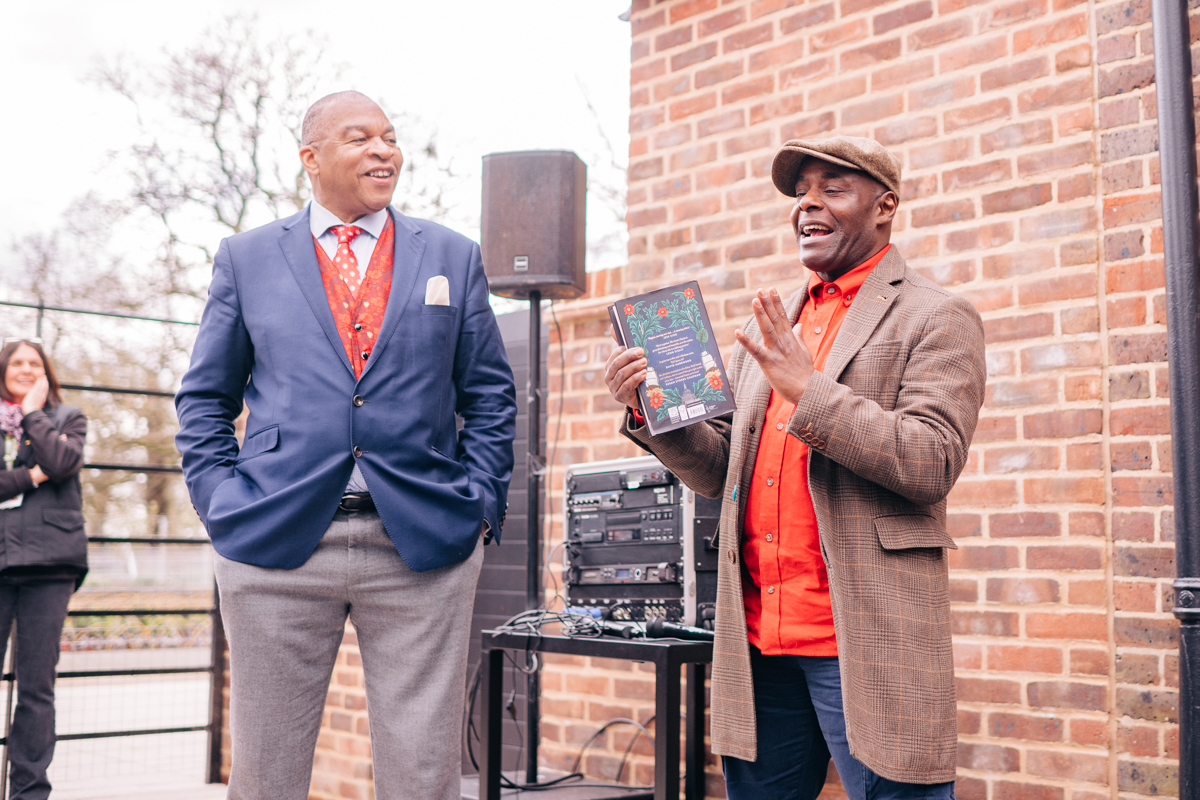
[{"xmin": 607, "ymin": 280, "xmax": 737, "ymax": 436}]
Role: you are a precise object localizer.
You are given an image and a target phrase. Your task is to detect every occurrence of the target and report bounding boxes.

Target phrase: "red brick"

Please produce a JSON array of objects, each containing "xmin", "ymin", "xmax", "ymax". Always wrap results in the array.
[
  {"xmin": 670, "ymin": 143, "xmax": 718, "ymax": 171},
  {"xmin": 981, "ymin": 186, "xmax": 1051, "ymax": 219},
  {"xmin": 957, "ymin": 676, "xmax": 1022, "ymax": 704},
  {"xmin": 973, "ymin": 415, "xmax": 1018, "ymax": 442},
  {"xmin": 670, "ymin": 93, "xmax": 717, "ymax": 121},
  {"xmin": 842, "ymin": 92, "xmax": 905, "ymax": 125},
  {"xmin": 1017, "ymin": 141, "xmax": 1094, "ymax": 176},
  {"xmin": 1096, "ymin": 0, "xmax": 1152, "ymax": 33},
  {"xmin": 939, "ymin": 36, "xmax": 1008, "ymax": 71},
  {"xmin": 1104, "ymin": 193, "xmax": 1162, "ymax": 228},
  {"xmin": 911, "ymin": 76, "xmax": 976, "ymax": 111},
  {"xmin": 809, "ymin": 75, "xmax": 868, "ymax": 107},
  {"xmin": 875, "ymin": 115, "xmax": 938, "ymax": 146},
  {"xmin": 1070, "ymin": 647, "xmax": 1110, "ymax": 674},
  {"xmin": 724, "ymin": 23, "xmax": 773, "ymax": 51},
  {"xmin": 670, "ymin": 0, "xmax": 719, "ymax": 23},
  {"xmin": 1066, "ymin": 441, "xmax": 1102, "ymax": 469},
  {"xmin": 1027, "ymin": 681, "xmax": 1108, "ymax": 711},
  {"xmin": 655, "ymin": 25, "xmax": 693, "ymax": 52},
  {"xmin": 985, "ymin": 377, "xmax": 1057, "ymax": 408},
  {"xmin": 951, "ymin": 545, "xmax": 1020, "ymax": 570},
  {"xmin": 993, "ymin": 782, "xmax": 1064, "ymax": 800},
  {"xmin": 989, "ymin": 644, "xmax": 1065, "ymax": 673},
  {"xmin": 1027, "ymin": 612, "xmax": 1107, "ymax": 640},
  {"xmin": 1018, "ymin": 75, "xmax": 1092, "ymax": 112},
  {"xmin": 1014, "ymin": 12, "xmax": 1088, "ymax": 52},
  {"xmin": 695, "ymin": 60, "xmax": 743, "ymax": 88},
  {"xmin": 1025, "ymin": 476, "xmax": 1105, "ymax": 504},
  {"xmin": 1027, "ymin": 545, "xmax": 1104, "ymax": 570},
  {"xmin": 779, "ymin": 57, "xmax": 835, "ymax": 90},
  {"xmin": 1099, "ymin": 59, "xmax": 1156, "ymax": 98},
  {"xmin": 989, "ymin": 511, "xmax": 1061, "ymax": 537},
  {"xmin": 981, "ymin": 0, "xmax": 1049, "ymax": 29},
  {"xmin": 727, "ymin": 237, "xmax": 777, "ymax": 261},
  {"xmin": 987, "ymin": 576, "xmax": 1061, "ymax": 603},
  {"xmin": 748, "ymin": 92, "xmax": 804, "ymax": 124},
  {"xmin": 749, "ymin": 40, "xmax": 806, "ymax": 72},
  {"xmin": 910, "ymin": 17, "xmax": 974, "ymax": 50},
  {"xmin": 780, "ymin": 3, "xmax": 836, "ymax": 34},
  {"xmin": 1019, "ymin": 207, "xmax": 1097, "ymax": 240},
  {"xmin": 1019, "ymin": 273, "xmax": 1098, "ymax": 306},
  {"xmin": 781, "ymin": 111, "xmax": 836, "ymax": 139},
  {"xmin": 698, "ymin": 109, "xmax": 746, "ymax": 138},
  {"xmin": 981, "ymin": 119, "xmax": 1054, "ymax": 153},
  {"xmin": 989, "ymin": 711, "xmax": 1065, "ymax": 740},
  {"xmin": 958, "ymin": 742, "xmax": 1019, "ymax": 772},
  {"xmin": 1111, "ymin": 405, "xmax": 1171, "ymax": 435},
  {"xmin": 1107, "ymin": 259, "xmax": 1165, "ymax": 292},
  {"xmin": 671, "ymin": 42, "xmax": 718, "ymax": 71},
  {"xmin": 699, "ymin": 7, "xmax": 746, "ymax": 36},
  {"xmin": 911, "ymin": 199, "xmax": 976, "ymax": 227},
  {"xmin": 1112, "ymin": 475, "xmax": 1174, "ymax": 507},
  {"xmin": 632, "ymin": 9, "xmax": 666, "ymax": 36},
  {"xmin": 983, "ymin": 56, "xmax": 1051, "ymax": 91},
  {"xmin": 1027, "ymin": 750, "xmax": 1107, "ymax": 784},
  {"xmin": 811, "ymin": 20, "xmax": 871, "ymax": 54},
  {"xmin": 948, "ymin": 479, "xmax": 1018, "ymax": 505}
]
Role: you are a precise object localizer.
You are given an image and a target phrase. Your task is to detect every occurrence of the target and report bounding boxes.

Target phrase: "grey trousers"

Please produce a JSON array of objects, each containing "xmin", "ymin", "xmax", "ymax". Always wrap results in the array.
[{"xmin": 214, "ymin": 510, "xmax": 483, "ymax": 800}]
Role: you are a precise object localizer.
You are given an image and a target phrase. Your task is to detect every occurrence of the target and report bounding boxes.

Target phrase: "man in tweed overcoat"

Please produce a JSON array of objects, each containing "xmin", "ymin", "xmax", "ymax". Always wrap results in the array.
[{"xmin": 605, "ymin": 137, "xmax": 986, "ymax": 799}]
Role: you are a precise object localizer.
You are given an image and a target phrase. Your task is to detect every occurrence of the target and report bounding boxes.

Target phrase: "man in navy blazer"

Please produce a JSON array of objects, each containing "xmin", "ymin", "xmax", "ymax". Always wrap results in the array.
[{"xmin": 176, "ymin": 91, "xmax": 516, "ymax": 800}]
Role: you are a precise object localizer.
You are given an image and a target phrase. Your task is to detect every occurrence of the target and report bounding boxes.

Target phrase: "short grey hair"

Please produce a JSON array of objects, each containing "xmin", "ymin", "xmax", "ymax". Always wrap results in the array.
[{"xmin": 301, "ymin": 90, "xmax": 374, "ymax": 146}]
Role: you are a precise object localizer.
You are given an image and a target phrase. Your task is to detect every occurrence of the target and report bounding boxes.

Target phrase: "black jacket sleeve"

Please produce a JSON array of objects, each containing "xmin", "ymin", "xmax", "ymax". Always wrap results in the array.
[
  {"xmin": 0, "ymin": 464, "xmax": 36, "ymax": 502},
  {"xmin": 21, "ymin": 407, "xmax": 87, "ymax": 482}
]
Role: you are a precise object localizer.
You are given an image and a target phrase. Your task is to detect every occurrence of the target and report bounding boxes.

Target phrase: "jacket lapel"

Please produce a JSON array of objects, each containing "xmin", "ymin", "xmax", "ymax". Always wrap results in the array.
[
  {"xmin": 821, "ymin": 246, "xmax": 904, "ymax": 383},
  {"xmin": 279, "ymin": 208, "xmax": 355, "ymax": 378},
  {"xmin": 357, "ymin": 208, "xmax": 426, "ymax": 383}
]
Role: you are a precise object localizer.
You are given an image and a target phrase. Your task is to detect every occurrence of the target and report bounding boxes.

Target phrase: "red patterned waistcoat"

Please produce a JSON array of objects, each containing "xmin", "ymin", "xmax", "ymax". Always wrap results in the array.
[{"xmin": 313, "ymin": 216, "xmax": 395, "ymax": 380}]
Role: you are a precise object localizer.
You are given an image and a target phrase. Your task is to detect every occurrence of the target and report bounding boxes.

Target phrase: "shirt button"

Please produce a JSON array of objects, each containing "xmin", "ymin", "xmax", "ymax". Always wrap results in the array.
[
  {"xmin": 826, "ymin": 285, "xmax": 837, "ymax": 294},
  {"xmin": 776, "ymin": 422, "xmax": 784, "ymax": 430},
  {"xmin": 846, "ymin": 294, "xmax": 853, "ymax": 302},
  {"xmin": 766, "ymin": 478, "xmax": 774, "ymax": 486},
  {"xmin": 354, "ymin": 323, "xmax": 363, "ymax": 331},
  {"xmin": 361, "ymin": 351, "xmax": 369, "ymax": 360},
  {"xmin": 353, "ymin": 446, "xmax": 363, "ymax": 458},
  {"xmin": 353, "ymin": 395, "xmax": 365, "ymax": 407},
  {"xmin": 767, "ymin": 585, "xmax": 775, "ymax": 594},
  {"xmin": 814, "ymin": 326, "xmax": 822, "ymax": 334},
  {"xmin": 765, "ymin": 533, "xmax": 773, "ymax": 542}
]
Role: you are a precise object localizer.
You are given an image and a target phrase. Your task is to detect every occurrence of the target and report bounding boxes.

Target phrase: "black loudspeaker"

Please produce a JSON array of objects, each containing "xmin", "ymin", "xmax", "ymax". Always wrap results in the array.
[{"xmin": 481, "ymin": 150, "xmax": 587, "ymax": 300}]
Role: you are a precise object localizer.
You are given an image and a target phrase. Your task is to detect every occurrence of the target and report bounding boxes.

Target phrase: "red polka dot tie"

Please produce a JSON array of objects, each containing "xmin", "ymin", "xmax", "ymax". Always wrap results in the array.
[{"xmin": 331, "ymin": 225, "xmax": 364, "ymax": 295}]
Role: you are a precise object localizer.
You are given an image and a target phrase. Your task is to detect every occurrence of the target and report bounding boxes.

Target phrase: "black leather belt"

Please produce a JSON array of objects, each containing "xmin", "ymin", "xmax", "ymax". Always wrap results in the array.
[{"xmin": 338, "ymin": 493, "xmax": 375, "ymax": 513}]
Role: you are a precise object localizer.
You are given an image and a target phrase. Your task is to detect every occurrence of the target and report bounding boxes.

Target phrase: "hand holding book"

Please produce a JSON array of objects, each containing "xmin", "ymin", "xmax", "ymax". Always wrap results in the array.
[{"xmin": 605, "ymin": 281, "xmax": 737, "ymax": 436}]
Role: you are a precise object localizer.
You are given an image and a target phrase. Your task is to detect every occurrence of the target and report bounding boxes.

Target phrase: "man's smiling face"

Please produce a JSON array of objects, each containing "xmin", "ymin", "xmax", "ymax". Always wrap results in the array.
[
  {"xmin": 789, "ymin": 157, "xmax": 896, "ymax": 279},
  {"xmin": 300, "ymin": 95, "xmax": 403, "ymax": 223}
]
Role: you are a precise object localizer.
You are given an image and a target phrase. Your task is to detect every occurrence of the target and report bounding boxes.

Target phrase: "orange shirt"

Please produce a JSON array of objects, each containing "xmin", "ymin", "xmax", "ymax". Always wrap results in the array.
[{"xmin": 743, "ymin": 245, "xmax": 890, "ymax": 656}]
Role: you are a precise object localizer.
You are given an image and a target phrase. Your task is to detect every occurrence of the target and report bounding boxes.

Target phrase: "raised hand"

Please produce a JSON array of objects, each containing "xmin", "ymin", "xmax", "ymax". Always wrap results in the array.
[
  {"xmin": 734, "ymin": 288, "xmax": 814, "ymax": 405},
  {"xmin": 21, "ymin": 376, "xmax": 49, "ymax": 415}
]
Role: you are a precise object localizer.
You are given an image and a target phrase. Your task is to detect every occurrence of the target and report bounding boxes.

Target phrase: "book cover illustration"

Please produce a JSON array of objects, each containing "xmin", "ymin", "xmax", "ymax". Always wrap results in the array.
[{"xmin": 609, "ymin": 281, "xmax": 737, "ymax": 436}]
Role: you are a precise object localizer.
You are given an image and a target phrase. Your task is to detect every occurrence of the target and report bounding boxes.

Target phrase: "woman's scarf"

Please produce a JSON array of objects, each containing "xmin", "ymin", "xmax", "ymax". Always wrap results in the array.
[{"xmin": 0, "ymin": 402, "xmax": 22, "ymax": 440}]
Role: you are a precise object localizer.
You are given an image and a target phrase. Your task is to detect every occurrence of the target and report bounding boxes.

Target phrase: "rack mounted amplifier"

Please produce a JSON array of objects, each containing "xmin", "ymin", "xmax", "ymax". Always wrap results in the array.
[{"xmin": 562, "ymin": 456, "xmax": 720, "ymax": 629}]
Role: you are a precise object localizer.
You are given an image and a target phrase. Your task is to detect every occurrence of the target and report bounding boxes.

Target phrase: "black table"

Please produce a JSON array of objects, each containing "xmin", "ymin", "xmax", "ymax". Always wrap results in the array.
[{"xmin": 478, "ymin": 631, "xmax": 713, "ymax": 800}]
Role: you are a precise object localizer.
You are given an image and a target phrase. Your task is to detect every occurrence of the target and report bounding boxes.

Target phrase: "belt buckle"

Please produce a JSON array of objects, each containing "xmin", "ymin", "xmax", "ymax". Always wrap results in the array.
[{"xmin": 339, "ymin": 493, "xmax": 367, "ymax": 512}]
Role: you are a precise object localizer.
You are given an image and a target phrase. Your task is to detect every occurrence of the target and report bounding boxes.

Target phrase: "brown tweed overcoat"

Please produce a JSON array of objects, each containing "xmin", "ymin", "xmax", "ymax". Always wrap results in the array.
[{"xmin": 622, "ymin": 246, "xmax": 987, "ymax": 784}]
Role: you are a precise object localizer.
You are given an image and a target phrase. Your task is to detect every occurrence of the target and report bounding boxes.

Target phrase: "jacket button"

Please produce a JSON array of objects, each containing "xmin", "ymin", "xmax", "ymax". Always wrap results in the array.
[
  {"xmin": 749, "ymin": 424, "xmax": 756, "ymax": 433},
  {"xmin": 353, "ymin": 395, "xmax": 365, "ymax": 407},
  {"xmin": 360, "ymin": 351, "xmax": 369, "ymax": 360},
  {"xmin": 727, "ymin": 550, "xmax": 737, "ymax": 564},
  {"xmin": 353, "ymin": 446, "xmax": 363, "ymax": 458}
]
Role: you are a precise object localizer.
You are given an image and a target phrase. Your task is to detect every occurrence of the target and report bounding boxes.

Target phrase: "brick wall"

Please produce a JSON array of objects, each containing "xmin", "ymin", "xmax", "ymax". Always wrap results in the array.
[
  {"xmin": 253, "ymin": 0, "xmax": 1184, "ymax": 795},
  {"xmin": 543, "ymin": 0, "xmax": 1179, "ymax": 796}
]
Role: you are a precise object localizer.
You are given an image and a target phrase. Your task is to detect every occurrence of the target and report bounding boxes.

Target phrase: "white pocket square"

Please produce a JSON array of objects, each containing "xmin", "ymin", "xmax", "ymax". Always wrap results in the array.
[{"xmin": 425, "ymin": 275, "xmax": 450, "ymax": 305}]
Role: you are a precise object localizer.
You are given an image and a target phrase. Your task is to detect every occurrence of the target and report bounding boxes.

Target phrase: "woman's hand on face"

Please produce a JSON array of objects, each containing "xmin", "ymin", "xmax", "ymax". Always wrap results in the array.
[
  {"xmin": 29, "ymin": 465, "xmax": 48, "ymax": 486},
  {"xmin": 604, "ymin": 345, "xmax": 647, "ymax": 408},
  {"xmin": 20, "ymin": 377, "xmax": 49, "ymax": 415}
]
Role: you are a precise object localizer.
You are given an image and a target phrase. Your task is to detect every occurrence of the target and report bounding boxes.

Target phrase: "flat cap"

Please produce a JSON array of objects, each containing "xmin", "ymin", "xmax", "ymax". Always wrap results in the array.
[{"xmin": 771, "ymin": 135, "xmax": 902, "ymax": 197}]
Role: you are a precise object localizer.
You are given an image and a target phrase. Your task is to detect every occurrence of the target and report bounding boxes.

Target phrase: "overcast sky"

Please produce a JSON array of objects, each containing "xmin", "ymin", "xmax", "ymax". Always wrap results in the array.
[{"xmin": 2, "ymin": 0, "xmax": 632, "ymax": 275}]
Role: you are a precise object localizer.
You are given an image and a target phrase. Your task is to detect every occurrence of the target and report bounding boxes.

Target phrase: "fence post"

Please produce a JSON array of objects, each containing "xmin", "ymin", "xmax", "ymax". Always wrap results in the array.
[{"xmin": 206, "ymin": 581, "xmax": 227, "ymax": 784}]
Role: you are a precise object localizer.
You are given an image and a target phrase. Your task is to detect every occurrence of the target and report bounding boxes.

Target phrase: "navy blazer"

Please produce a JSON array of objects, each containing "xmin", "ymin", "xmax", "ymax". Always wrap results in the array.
[{"xmin": 175, "ymin": 207, "xmax": 517, "ymax": 571}]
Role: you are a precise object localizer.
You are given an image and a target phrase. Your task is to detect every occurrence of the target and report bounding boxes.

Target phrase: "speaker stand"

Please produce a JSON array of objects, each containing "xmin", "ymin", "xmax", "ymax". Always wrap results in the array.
[{"xmin": 525, "ymin": 290, "xmax": 543, "ymax": 785}]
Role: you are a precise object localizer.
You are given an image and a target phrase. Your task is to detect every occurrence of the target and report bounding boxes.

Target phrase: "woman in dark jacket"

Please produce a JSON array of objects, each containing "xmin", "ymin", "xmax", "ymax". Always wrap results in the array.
[{"xmin": 0, "ymin": 338, "xmax": 87, "ymax": 800}]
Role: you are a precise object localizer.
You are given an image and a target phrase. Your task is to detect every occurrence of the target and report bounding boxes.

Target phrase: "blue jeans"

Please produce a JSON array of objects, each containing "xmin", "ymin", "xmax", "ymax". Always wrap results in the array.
[{"xmin": 722, "ymin": 647, "xmax": 955, "ymax": 800}]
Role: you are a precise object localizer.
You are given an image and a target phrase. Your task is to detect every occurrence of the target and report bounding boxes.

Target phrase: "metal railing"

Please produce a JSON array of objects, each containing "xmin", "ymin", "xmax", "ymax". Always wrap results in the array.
[{"xmin": 0, "ymin": 299, "xmax": 224, "ymax": 794}]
